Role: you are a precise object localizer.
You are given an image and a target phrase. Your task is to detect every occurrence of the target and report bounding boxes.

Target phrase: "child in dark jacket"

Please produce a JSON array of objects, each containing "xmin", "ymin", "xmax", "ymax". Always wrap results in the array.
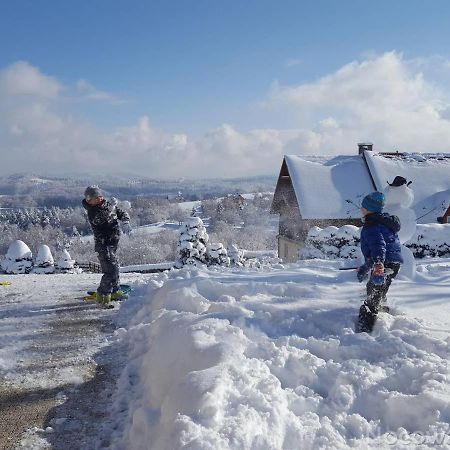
[
  {"xmin": 356, "ymin": 191, "xmax": 403, "ymax": 333},
  {"xmin": 82, "ymin": 186, "xmax": 131, "ymax": 306}
]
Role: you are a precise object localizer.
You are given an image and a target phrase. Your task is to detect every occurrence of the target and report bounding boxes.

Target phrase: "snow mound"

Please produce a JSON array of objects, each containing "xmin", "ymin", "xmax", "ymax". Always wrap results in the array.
[
  {"xmin": 55, "ymin": 249, "xmax": 79, "ymax": 273},
  {"xmin": 32, "ymin": 245, "xmax": 55, "ymax": 274},
  {"xmin": 109, "ymin": 266, "xmax": 450, "ymax": 449},
  {"xmin": 35, "ymin": 245, "xmax": 54, "ymax": 265},
  {"xmin": 1, "ymin": 240, "xmax": 33, "ymax": 274},
  {"xmin": 6, "ymin": 240, "xmax": 32, "ymax": 261}
]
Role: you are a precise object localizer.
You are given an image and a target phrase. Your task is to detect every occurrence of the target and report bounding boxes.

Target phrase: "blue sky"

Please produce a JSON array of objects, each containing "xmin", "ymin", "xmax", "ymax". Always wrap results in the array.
[{"xmin": 1, "ymin": 1, "xmax": 450, "ymax": 177}]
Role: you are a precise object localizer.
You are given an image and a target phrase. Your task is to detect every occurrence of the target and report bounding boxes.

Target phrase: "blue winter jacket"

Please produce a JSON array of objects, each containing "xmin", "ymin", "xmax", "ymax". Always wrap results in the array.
[{"xmin": 360, "ymin": 213, "xmax": 403, "ymax": 265}]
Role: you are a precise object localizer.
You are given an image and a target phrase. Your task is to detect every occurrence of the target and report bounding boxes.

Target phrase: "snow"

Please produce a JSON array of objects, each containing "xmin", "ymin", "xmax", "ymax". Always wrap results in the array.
[
  {"xmin": 2, "ymin": 259, "xmax": 450, "ymax": 449},
  {"xmin": 408, "ymin": 224, "xmax": 450, "ymax": 257},
  {"xmin": 1, "ymin": 240, "xmax": 33, "ymax": 274},
  {"xmin": 32, "ymin": 245, "xmax": 55, "ymax": 274},
  {"xmin": 55, "ymin": 249, "xmax": 77, "ymax": 272},
  {"xmin": 6, "ymin": 240, "xmax": 32, "ymax": 261},
  {"xmin": 107, "ymin": 261, "xmax": 450, "ymax": 449},
  {"xmin": 120, "ymin": 262, "xmax": 175, "ymax": 273},
  {"xmin": 284, "ymin": 155, "xmax": 375, "ymax": 219},
  {"xmin": 364, "ymin": 152, "xmax": 450, "ymax": 223}
]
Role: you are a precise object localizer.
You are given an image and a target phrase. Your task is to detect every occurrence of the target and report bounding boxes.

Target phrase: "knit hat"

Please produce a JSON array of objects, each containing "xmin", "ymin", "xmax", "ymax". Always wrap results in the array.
[
  {"xmin": 84, "ymin": 185, "xmax": 103, "ymax": 200},
  {"xmin": 361, "ymin": 191, "xmax": 385, "ymax": 213}
]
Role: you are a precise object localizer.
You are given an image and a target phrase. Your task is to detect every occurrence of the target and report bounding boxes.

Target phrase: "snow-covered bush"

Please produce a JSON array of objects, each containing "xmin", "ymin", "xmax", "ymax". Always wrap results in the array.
[
  {"xmin": 56, "ymin": 249, "xmax": 78, "ymax": 273},
  {"xmin": 228, "ymin": 244, "xmax": 245, "ymax": 266},
  {"xmin": 1, "ymin": 240, "xmax": 33, "ymax": 274},
  {"xmin": 206, "ymin": 243, "xmax": 230, "ymax": 267},
  {"xmin": 405, "ymin": 224, "xmax": 450, "ymax": 258},
  {"xmin": 32, "ymin": 245, "xmax": 55, "ymax": 274},
  {"xmin": 176, "ymin": 217, "xmax": 209, "ymax": 268},
  {"xmin": 299, "ymin": 225, "xmax": 361, "ymax": 260},
  {"xmin": 300, "ymin": 223, "xmax": 450, "ymax": 261}
]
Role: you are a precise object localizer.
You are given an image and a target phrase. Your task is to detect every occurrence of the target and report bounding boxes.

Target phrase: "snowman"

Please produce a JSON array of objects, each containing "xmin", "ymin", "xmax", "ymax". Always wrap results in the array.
[{"xmin": 383, "ymin": 176, "xmax": 416, "ymax": 279}]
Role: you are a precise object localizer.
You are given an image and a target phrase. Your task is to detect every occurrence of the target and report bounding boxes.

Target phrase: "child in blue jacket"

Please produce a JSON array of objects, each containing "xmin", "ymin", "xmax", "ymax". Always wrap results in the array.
[{"xmin": 356, "ymin": 192, "xmax": 403, "ymax": 333}]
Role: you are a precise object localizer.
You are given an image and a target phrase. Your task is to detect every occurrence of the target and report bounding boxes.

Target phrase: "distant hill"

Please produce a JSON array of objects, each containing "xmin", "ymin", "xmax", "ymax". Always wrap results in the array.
[{"xmin": 0, "ymin": 173, "xmax": 277, "ymax": 207}]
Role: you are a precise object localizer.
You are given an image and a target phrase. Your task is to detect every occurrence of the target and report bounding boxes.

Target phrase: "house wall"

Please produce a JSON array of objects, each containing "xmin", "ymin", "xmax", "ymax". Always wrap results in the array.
[
  {"xmin": 438, "ymin": 206, "xmax": 450, "ymax": 224},
  {"xmin": 277, "ymin": 212, "xmax": 362, "ymax": 262},
  {"xmin": 278, "ymin": 235, "xmax": 303, "ymax": 263}
]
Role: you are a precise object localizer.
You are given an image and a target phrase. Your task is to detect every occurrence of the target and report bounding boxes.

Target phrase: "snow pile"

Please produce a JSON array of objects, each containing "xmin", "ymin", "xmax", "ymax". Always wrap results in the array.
[
  {"xmin": 109, "ymin": 265, "xmax": 450, "ymax": 449},
  {"xmin": 1, "ymin": 240, "xmax": 33, "ymax": 274},
  {"xmin": 300, "ymin": 225, "xmax": 362, "ymax": 261},
  {"xmin": 176, "ymin": 217, "xmax": 209, "ymax": 268},
  {"xmin": 228, "ymin": 244, "xmax": 245, "ymax": 266},
  {"xmin": 32, "ymin": 245, "xmax": 55, "ymax": 274},
  {"xmin": 406, "ymin": 224, "xmax": 450, "ymax": 258},
  {"xmin": 55, "ymin": 249, "xmax": 78, "ymax": 273},
  {"xmin": 206, "ymin": 243, "xmax": 230, "ymax": 267}
]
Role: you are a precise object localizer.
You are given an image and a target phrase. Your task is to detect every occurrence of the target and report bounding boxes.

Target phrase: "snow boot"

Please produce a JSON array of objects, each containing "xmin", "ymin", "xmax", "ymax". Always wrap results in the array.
[
  {"xmin": 357, "ymin": 304, "xmax": 377, "ymax": 333},
  {"xmin": 97, "ymin": 293, "xmax": 113, "ymax": 308}
]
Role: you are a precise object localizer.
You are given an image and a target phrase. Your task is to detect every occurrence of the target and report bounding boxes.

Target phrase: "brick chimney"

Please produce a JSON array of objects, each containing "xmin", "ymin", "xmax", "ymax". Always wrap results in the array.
[{"xmin": 358, "ymin": 142, "xmax": 373, "ymax": 155}]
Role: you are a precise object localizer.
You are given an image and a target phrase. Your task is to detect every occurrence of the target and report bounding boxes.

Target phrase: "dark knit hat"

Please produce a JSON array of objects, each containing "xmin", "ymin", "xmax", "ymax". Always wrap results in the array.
[
  {"xmin": 84, "ymin": 185, "xmax": 103, "ymax": 200},
  {"xmin": 361, "ymin": 192, "xmax": 385, "ymax": 213}
]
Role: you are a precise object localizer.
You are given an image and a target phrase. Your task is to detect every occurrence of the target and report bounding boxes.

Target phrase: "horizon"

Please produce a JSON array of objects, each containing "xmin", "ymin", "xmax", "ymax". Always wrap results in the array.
[{"xmin": 2, "ymin": 1, "xmax": 450, "ymax": 178}]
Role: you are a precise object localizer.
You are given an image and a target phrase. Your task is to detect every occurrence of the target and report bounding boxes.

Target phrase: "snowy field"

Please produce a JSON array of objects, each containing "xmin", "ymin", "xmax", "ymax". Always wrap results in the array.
[{"xmin": 1, "ymin": 258, "xmax": 450, "ymax": 449}]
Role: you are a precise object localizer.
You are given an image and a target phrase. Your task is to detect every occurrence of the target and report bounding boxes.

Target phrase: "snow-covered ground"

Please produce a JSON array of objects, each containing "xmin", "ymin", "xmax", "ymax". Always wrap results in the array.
[{"xmin": 1, "ymin": 258, "xmax": 450, "ymax": 449}]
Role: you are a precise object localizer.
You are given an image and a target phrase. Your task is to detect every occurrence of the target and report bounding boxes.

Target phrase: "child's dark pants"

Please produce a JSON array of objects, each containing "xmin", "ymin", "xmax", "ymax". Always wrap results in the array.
[
  {"xmin": 96, "ymin": 243, "xmax": 120, "ymax": 295},
  {"xmin": 358, "ymin": 262, "xmax": 401, "ymax": 332}
]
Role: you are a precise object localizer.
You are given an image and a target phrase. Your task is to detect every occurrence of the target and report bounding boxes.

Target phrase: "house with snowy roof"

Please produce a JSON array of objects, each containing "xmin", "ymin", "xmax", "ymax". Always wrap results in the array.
[{"xmin": 271, "ymin": 143, "xmax": 450, "ymax": 262}]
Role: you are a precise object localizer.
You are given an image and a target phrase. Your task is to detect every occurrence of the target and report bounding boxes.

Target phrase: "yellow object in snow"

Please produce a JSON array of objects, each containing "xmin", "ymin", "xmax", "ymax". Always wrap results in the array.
[
  {"xmin": 0, "ymin": 281, "xmax": 11, "ymax": 286},
  {"xmin": 83, "ymin": 293, "xmax": 97, "ymax": 301}
]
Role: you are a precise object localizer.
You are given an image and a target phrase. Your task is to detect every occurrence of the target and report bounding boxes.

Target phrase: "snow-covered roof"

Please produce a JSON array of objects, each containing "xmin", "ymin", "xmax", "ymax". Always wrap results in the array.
[
  {"xmin": 273, "ymin": 151, "xmax": 450, "ymax": 223},
  {"xmin": 284, "ymin": 155, "xmax": 375, "ymax": 219},
  {"xmin": 364, "ymin": 152, "xmax": 450, "ymax": 223}
]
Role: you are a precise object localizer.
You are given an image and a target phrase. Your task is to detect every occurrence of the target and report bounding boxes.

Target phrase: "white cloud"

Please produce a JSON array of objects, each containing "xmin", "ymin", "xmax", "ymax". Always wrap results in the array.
[
  {"xmin": 0, "ymin": 61, "xmax": 61, "ymax": 99},
  {"xmin": 76, "ymin": 79, "xmax": 124, "ymax": 104},
  {"xmin": 284, "ymin": 58, "xmax": 302, "ymax": 68},
  {"xmin": 267, "ymin": 51, "xmax": 450, "ymax": 154},
  {"xmin": 1, "ymin": 54, "xmax": 450, "ymax": 179}
]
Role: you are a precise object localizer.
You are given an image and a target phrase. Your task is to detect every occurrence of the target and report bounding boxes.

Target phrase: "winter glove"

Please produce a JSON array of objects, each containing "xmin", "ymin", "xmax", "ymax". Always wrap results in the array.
[
  {"xmin": 356, "ymin": 264, "xmax": 370, "ymax": 282},
  {"xmin": 370, "ymin": 262, "xmax": 385, "ymax": 285},
  {"xmin": 122, "ymin": 222, "xmax": 132, "ymax": 235}
]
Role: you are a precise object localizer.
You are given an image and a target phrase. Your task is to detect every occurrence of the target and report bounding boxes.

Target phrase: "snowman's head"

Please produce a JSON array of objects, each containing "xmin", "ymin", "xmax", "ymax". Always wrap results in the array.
[{"xmin": 384, "ymin": 184, "xmax": 414, "ymax": 208}]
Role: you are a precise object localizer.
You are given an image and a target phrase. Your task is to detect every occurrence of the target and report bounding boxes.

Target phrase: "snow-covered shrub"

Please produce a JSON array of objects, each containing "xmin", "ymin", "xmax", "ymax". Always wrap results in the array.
[
  {"xmin": 299, "ymin": 225, "xmax": 361, "ymax": 260},
  {"xmin": 176, "ymin": 217, "xmax": 209, "ymax": 268},
  {"xmin": 1, "ymin": 240, "xmax": 33, "ymax": 274},
  {"xmin": 56, "ymin": 249, "xmax": 78, "ymax": 273},
  {"xmin": 206, "ymin": 243, "xmax": 230, "ymax": 267},
  {"xmin": 32, "ymin": 245, "xmax": 55, "ymax": 274},
  {"xmin": 228, "ymin": 244, "xmax": 245, "ymax": 266},
  {"xmin": 405, "ymin": 224, "xmax": 450, "ymax": 258}
]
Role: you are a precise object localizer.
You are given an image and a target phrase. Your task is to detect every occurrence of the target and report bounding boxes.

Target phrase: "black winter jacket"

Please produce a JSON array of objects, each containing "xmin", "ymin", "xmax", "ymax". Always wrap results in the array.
[{"xmin": 82, "ymin": 199, "xmax": 130, "ymax": 249}]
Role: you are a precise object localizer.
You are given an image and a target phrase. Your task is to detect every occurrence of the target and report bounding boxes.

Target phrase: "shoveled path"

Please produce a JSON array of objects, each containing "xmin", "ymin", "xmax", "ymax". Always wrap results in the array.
[{"xmin": 0, "ymin": 273, "xmax": 143, "ymax": 449}]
